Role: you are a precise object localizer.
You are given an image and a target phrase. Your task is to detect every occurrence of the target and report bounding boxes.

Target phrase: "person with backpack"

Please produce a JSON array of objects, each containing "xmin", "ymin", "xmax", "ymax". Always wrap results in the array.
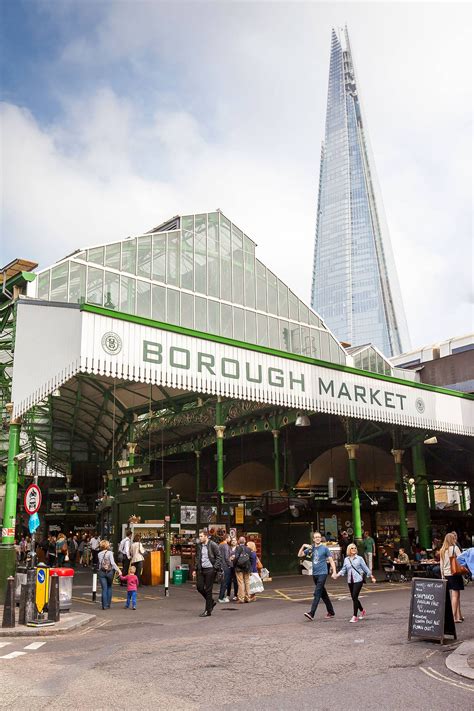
[
  {"xmin": 232, "ymin": 536, "xmax": 252, "ymax": 604},
  {"xmin": 98, "ymin": 540, "xmax": 120, "ymax": 610},
  {"xmin": 118, "ymin": 530, "xmax": 132, "ymax": 585},
  {"xmin": 299, "ymin": 531, "xmax": 337, "ymax": 621},
  {"xmin": 195, "ymin": 530, "xmax": 222, "ymax": 616},
  {"xmin": 333, "ymin": 542, "xmax": 375, "ymax": 622}
]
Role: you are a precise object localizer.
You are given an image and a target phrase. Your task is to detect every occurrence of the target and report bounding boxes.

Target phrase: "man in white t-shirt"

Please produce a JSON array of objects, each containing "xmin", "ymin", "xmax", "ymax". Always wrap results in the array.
[
  {"xmin": 90, "ymin": 533, "xmax": 100, "ymax": 568},
  {"xmin": 118, "ymin": 530, "xmax": 132, "ymax": 584}
]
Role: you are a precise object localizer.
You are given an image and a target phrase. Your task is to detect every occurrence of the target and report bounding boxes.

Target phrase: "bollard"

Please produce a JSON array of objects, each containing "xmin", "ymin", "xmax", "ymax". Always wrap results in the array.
[
  {"xmin": 47, "ymin": 574, "xmax": 60, "ymax": 622},
  {"xmin": 24, "ymin": 567, "xmax": 37, "ymax": 624},
  {"xmin": 19, "ymin": 583, "xmax": 27, "ymax": 625},
  {"xmin": 92, "ymin": 569, "xmax": 97, "ymax": 603},
  {"xmin": 2, "ymin": 576, "xmax": 15, "ymax": 628}
]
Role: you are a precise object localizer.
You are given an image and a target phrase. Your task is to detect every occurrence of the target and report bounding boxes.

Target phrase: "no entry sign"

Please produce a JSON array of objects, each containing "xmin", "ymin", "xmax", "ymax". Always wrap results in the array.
[{"xmin": 24, "ymin": 483, "xmax": 42, "ymax": 515}]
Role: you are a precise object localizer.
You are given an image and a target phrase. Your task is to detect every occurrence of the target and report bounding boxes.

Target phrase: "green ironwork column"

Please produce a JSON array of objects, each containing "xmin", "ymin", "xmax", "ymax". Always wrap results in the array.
[
  {"xmin": 0, "ymin": 409, "xmax": 21, "ymax": 595},
  {"xmin": 1, "ymin": 412, "xmax": 21, "ymax": 545},
  {"xmin": 391, "ymin": 448, "xmax": 409, "ymax": 550},
  {"xmin": 428, "ymin": 481, "xmax": 436, "ymax": 510},
  {"xmin": 272, "ymin": 430, "xmax": 281, "ymax": 491},
  {"xmin": 195, "ymin": 450, "xmax": 201, "ymax": 501},
  {"xmin": 345, "ymin": 443, "xmax": 362, "ymax": 547},
  {"xmin": 214, "ymin": 398, "xmax": 226, "ymax": 501},
  {"xmin": 412, "ymin": 443, "xmax": 432, "ymax": 550}
]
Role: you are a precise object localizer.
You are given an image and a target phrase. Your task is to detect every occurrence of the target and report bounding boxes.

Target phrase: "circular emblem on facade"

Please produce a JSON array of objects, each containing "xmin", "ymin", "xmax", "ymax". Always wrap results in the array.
[
  {"xmin": 101, "ymin": 332, "xmax": 122, "ymax": 355},
  {"xmin": 415, "ymin": 397, "xmax": 425, "ymax": 414}
]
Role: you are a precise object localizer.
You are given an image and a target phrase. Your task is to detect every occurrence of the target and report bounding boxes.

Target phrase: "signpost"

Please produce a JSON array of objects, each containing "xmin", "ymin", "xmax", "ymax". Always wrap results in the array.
[{"xmin": 408, "ymin": 578, "xmax": 456, "ymax": 644}]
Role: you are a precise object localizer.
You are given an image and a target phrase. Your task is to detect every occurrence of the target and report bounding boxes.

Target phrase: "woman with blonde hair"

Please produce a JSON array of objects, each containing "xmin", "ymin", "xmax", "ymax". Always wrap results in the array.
[
  {"xmin": 440, "ymin": 532, "xmax": 464, "ymax": 622},
  {"xmin": 333, "ymin": 543, "xmax": 375, "ymax": 622},
  {"xmin": 247, "ymin": 540, "xmax": 264, "ymax": 601}
]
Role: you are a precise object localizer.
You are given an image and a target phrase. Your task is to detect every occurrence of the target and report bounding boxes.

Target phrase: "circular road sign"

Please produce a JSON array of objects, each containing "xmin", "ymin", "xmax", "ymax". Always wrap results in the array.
[{"xmin": 24, "ymin": 483, "xmax": 42, "ymax": 515}]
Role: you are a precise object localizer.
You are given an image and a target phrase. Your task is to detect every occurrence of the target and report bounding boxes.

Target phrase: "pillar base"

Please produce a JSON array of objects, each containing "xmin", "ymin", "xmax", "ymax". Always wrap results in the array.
[{"xmin": 0, "ymin": 544, "xmax": 17, "ymax": 600}]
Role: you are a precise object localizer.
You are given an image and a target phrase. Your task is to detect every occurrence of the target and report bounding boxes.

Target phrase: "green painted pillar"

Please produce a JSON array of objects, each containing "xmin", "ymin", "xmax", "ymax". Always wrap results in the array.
[
  {"xmin": 214, "ymin": 398, "xmax": 225, "ymax": 501},
  {"xmin": 459, "ymin": 484, "xmax": 467, "ymax": 513},
  {"xmin": 195, "ymin": 450, "xmax": 201, "ymax": 501},
  {"xmin": 272, "ymin": 430, "xmax": 281, "ymax": 491},
  {"xmin": 428, "ymin": 481, "xmax": 436, "ymax": 510},
  {"xmin": 0, "ymin": 416, "xmax": 21, "ymax": 596},
  {"xmin": 412, "ymin": 443, "xmax": 432, "ymax": 550},
  {"xmin": 2, "ymin": 419, "xmax": 21, "ymax": 545},
  {"xmin": 391, "ymin": 449, "xmax": 410, "ymax": 551},
  {"xmin": 345, "ymin": 444, "xmax": 362, "ymax": 547}
]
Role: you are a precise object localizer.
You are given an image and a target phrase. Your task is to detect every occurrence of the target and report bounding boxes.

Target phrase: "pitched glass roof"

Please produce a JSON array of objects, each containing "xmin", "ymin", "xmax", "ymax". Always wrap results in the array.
[{"xmin": 31, "ymin": 211, "xmax": 347, "ymax": 365}]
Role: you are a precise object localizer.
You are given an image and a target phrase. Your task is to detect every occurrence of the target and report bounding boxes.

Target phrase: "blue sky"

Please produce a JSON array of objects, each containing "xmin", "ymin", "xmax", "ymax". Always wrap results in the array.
[{"xmin": 1, "ymin": 1, "xmax": 472, "ymax": 350}]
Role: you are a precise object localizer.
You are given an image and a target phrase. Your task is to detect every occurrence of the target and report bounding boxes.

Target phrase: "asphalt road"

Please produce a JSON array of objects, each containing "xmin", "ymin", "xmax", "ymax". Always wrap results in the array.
[{"xmin": 1, "ymin": 570, "xmax": 473, "ymax": 710}]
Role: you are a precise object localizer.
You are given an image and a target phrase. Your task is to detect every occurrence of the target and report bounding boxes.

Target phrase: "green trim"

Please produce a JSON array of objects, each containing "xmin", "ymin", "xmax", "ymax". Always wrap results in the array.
[{"xmin": 81, "ymin": 304, "xmax": 474, "ymax": 402}]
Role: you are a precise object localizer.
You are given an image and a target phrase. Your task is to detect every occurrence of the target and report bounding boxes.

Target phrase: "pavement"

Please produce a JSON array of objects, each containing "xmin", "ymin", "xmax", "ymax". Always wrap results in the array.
[
  {"xmin": 446, "ymin": 639, "xmax": 474, "ymax": 680},
  {"xmin": 0, "ymin": 568, "xmax": 472, "ymax": 709},
  {"xmin": 0, "ymin": 608, "xmax": 96, "ymax": 636}
]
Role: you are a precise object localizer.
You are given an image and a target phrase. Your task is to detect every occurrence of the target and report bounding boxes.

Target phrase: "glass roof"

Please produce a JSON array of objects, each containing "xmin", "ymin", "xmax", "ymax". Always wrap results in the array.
[{"xmin": 31, "ymin": 211, "xmax": 346, "ymax": 365}]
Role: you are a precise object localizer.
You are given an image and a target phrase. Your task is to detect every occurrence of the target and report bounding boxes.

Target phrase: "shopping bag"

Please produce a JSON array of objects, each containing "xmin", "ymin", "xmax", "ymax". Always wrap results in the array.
[
  {"xmin": 260, "ymin": 567, "xmax": 270, "ymax": 580},
  {"xmin": 249, "ymin": 572, "xmax": 264, "ymax": 594}
]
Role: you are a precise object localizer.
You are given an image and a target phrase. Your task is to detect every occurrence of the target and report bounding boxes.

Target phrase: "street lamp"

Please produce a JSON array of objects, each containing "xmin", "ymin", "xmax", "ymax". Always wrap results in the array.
[{"xmin": 295, "ymin": 414, "xmax": 310, "ymax": 427}]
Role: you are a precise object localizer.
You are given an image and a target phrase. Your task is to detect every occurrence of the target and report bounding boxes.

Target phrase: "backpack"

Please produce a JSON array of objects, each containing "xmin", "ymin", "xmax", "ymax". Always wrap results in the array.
[
  {"xmin": 101, "ymin": 552, "xmax": 112, "ymax": 572},
  {"xmin": 235, "ymin": 546, "xmax": 251, "ymax": 572}
]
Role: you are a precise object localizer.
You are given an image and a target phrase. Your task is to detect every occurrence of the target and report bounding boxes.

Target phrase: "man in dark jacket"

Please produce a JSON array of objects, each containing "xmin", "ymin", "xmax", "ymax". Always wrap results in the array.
[
  {"xmin": 195, "ymin": 530, "xmax": 222, "ymax": 617},
  {"xmin": 233, "ymin": 536, "xmax": 252, "ymax": 603}
]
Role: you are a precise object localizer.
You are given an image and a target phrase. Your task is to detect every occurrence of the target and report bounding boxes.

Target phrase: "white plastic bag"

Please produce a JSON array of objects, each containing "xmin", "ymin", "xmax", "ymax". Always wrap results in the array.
[
  {"xmin": 259, "ymin": 567, "xmax": 270, "ymax": 580},
  {"xmin": 249, "ymin": 572, "xmax": 264, "ymax": 593}
]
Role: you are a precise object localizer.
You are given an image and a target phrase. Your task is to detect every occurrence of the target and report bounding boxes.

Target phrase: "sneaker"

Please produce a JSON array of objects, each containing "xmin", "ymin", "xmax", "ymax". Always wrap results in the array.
[
  {"xmin": 199, "ymin": 610, "xmax": 211, "ymax": 617},
  {"xmin": 304, "ymin": 612, "xmax": 314, "ymax": 621},
  {"xmin": 325, "ymin": 613, "xmax": 335, "ymax": 619},
  {"xmin": 132, "ymin": 607, "xmax": 136, "ymax": 610},
  {"xmin": 349, "ymin": 615, "xmax": 358, "ymax": 623},
  {"xmin": 224, "ymin": 596, "xmax": 230, "ymax": 603},
  {"xmin": 358, "ymin": 609, "xmax": 366, "ymax": 619},
  {"xmin": 232, "ymin": 596, "xmax": 238, "ymax": 601},
  {"xmin": 217, "ymin": 598, "xmax": 227, "ymax": 604}
]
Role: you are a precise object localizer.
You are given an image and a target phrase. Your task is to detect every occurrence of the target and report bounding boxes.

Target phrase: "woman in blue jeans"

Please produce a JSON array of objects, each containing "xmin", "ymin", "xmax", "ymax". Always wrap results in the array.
[{"xmin": 98, "ymin": 540, "xmax": 120, "ymax": 609}]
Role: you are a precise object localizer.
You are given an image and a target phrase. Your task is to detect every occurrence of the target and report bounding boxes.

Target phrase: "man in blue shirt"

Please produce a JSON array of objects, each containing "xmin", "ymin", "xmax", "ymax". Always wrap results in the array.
[{"xmin": 298, "ymin": 531, "xmax": 337, "ymax": 620}]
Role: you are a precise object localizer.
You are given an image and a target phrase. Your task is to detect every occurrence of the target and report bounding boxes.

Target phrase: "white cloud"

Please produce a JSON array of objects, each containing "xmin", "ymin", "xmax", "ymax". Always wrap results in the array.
[{"xmin": 1, "ymin": 1, "xmax": 472, "ymax": 350}]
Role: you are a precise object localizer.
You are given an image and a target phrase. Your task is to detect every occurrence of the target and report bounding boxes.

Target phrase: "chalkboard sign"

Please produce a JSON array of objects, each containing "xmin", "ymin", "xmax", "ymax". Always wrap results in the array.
[{"xmin": 408, "ymin": 577, "xmax": 456, "ymax": 644}]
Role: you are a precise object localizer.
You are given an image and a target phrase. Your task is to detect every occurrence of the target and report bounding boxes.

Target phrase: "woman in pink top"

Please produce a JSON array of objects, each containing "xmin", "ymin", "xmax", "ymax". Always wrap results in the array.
[{"xmin": 119, "ymin": 565, "xmax": 139, "ymax": 610}]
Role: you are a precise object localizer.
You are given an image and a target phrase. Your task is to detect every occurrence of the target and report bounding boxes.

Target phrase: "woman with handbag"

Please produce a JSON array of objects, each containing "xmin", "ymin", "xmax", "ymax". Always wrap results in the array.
[
  {"xmin": 333, "ymin": 543, "xmax": 376, "ymax": 622},
  {"xmin": 98, "ymin": 540, "xmax": 121, "ymax": 610},
  {"xmin": 440, "ymin": 532, "xmax": 464, "ymax": 622}
]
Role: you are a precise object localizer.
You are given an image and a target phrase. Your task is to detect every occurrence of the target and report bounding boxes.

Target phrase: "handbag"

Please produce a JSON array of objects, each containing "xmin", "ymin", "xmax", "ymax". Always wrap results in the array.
[
  {"xmin": 256, "ymin": 557, "xmax": 263, "ymax": 572},
  {"xmin": 450, "ymin": 546, "xmax": 468, "ymax": 576}
]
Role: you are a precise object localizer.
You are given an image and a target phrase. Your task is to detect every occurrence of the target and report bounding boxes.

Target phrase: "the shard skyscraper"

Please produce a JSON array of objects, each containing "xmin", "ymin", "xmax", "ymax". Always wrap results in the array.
[{"xmin": 311, "ymin": 27, "xmax": 410, "ymax": 356}]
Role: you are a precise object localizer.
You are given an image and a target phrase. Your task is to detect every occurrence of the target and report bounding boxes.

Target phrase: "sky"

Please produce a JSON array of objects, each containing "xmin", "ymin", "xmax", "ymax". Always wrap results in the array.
[{"xmin": 0, "ymin": 0, "xmax": 472, "ymax": 351}]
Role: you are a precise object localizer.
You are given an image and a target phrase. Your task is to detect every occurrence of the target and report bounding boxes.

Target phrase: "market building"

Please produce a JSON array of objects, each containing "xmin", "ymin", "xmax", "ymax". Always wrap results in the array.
[{"xmin": 1, "ymin": 211, "xmax": 473, "ymax": 589}]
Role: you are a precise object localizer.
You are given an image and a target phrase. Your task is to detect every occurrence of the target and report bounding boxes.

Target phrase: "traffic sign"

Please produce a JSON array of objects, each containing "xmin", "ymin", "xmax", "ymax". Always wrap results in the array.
[
  {"xmin": 35, "ymin": 566, "xmax": 50, "ymax": 614},
  {"xmin": 24, "ymin": 483, "xmax": 42, "ymax": 515}
]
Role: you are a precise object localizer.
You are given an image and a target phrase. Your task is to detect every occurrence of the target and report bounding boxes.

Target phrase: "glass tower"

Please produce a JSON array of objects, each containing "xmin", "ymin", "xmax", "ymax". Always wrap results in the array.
[{"xmin": 311, "ymin": 27, "xmax": 410, "ymax": 356}]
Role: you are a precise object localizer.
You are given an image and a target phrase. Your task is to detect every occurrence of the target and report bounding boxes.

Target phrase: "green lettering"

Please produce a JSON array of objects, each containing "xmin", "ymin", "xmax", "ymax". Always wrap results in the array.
[
  {"xmin": 143, "ymin": 340, "xmax": 162, "ymax": 364},
  {"xmin": 246, "ymin": 363, "xmax": 262, "ymax": 383},
  {"xmin": 338, "ymin": 382, "xmax": 352, "ymax": 400},
  {"xmin": 396, "ymin": 394, "xmax": 406, "ymax": 410},
  {"xmin": 222, "ymin": 358, "xmax": 240, "ymax": 379},
  {"xmin": 354, "ymin": 385, "xmax": 367, "ymax": 403},
  {"xmin": 268, "ymin": 367, "xmax": 284, "ymax": 387},
  {"xmin": 290, "ymin": 372, "xmax": 305, "ymax": 391},
  {"xmin": 319, "ymin": 378, "xmax": 334, "ymax": 396},
  {"xmin": 170, "ymin": 346, "xmax": 190, "ymax": 369},
  {"xmin": 198, "ymin": 352, "xmax": 215, "ymax": 375},
  {"xmin": 370, "ymin": 389, "xmax": 382, "ymax": 406},
  {"xmin": 384, "ymin": 392, "xmax": 396, "ymax": 409}
]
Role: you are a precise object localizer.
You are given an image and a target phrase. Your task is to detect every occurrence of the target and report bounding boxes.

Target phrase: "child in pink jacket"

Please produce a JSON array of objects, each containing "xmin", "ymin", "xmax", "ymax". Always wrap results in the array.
[{"xmin": 119, "ymin": 565, "xmax": 139, "ymax": 609}]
